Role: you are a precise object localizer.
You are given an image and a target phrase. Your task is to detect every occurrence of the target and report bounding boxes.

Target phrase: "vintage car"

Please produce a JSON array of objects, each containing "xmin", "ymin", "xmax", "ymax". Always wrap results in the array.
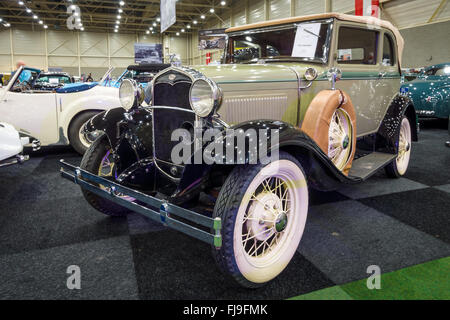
[
  {"xmin": 34, "ymin": 71, "xmax": 75, "ymax": 90},
  {"xmin": 61, "ymin": 13, "xmax": 418, "ymax": 288},
  {"xmin": 0, "ymin": 121, "xmax": 40, "ymax": 167},
  {"xmin": 401, "ymin": 63, "xmax": 450, "ymax": 119},
  {"xmin": 0, "ymin": 66, "xmax": 121, "ymax": 154},
  {"xmin": 105, "ymin": 64, "xmax": 170, "ymax": 88}
]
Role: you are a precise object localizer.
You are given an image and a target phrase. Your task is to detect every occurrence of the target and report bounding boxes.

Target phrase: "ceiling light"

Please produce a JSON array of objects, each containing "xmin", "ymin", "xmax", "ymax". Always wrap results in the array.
[
  {"xmin": 119, "ymin": 1, "xmax": 125, "ymax": 6},
  {"xmin": 157, "ymin": 18, "xmax": 161, "ymax": 22},
  {"xmin": 187, "ymin": 25, "xmax": 191, "ymax": 29},
  {"xmin": 114, "ymin": 29, "xmax": 118, "ymax": 32},
  {"xmin": 117, "ymin": 15, "xmax": 122, "ymax": 19},
  {"xmin": 146, "ymin": 30, "xmax": 150, "ymax": 34},
  {"xmin": 116, "ymin": 20, "xmax": 120, "ymax": 24},
  {"xmin": 200, "ymin": 15, "xmax": 205, "ymax": 19},
  {"xmin": 210, "ymin": 8, "xmax": 215, "ymax": 13},
  {"xmin": 193, "ymin": 20, "xmax": 198, "ymax": 24},
  {"xmin": 118, "ymin": 9, "xmax": 123, "ymax": 13},
  {"xmin": 44, "ymin": 25, "xmax": 48, "ymax": 29},
  {"xmin": 153, "ymin": 22, "xmax": 157, "ymax": 27},
  {"xmin": 18, "ymin": 1, "xmax": 24, "ymax": 5},
  {"xmin": 39, "ymin": 20, "xmax": 43, "ymax": 24},
  {"xmin": 176, "ymin": 32, "xmax": 180, "ymax": 36},
  {"xmin": 81, "ymin": 27, "xmax": 85, "ymax": 31},
  {"xmin": 5, "ymin": 23, "xmax": 11, "ymax": 27},
  {"xmin": 33, "ymin": 15, "xmax": 38, "ymax": 19},
  {"xmin": 26, "ymin": 8, "xmax": 31, "ymax": 13},
  {"xmin": 221, "ymin": 1, "xmax": 226, "ymax": 5},
  {"xmin": 181, "ymin": 29, "xmax": 185, "ymax": 32}
]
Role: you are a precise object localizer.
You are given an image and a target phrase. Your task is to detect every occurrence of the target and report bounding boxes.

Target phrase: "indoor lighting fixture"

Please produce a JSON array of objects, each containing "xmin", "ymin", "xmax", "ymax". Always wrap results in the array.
[
  {"xmin": 18, "ymin": 1, "xmax": 24, "ymax": 5},
  {"xmin": 193, "ymin": 20, "xmax": 198, "ymax": 25},
  {"xmin": 201, "ymin": 15, "xmax": 205, "ymax": 19},
  {"xmin": 120, "ymin": 1, "xmax": 125, "ymax": 6},
  {"xmin": 210, "ymin": 8, "xmax": 215, "ymax": 13},
  {"xmin": 221, "ymin": 1, "xmax": 226, "ymax": 5}
]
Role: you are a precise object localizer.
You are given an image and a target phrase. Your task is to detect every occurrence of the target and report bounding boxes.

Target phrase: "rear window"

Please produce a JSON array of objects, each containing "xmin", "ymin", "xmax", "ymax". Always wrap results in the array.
[{"xmin": 337, "ymin": 27, "xmax": 379, "ymax": 65}]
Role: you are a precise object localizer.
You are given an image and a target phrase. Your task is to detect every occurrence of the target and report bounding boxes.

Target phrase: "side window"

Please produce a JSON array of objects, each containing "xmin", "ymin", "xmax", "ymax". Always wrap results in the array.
[
  {"xmin": 337, "ymin": 27, "xmax": 378, "ymax": 65},
  {"xmin": 382, "ymin": 34, "xmax": 396, "ymax": 66}
]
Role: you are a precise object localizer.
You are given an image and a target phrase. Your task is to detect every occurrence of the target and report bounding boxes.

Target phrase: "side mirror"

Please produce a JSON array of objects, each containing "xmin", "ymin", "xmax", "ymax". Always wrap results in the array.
[{"xmin": 327, "ymin": 68, "xmax": 342, "ymax": 90}]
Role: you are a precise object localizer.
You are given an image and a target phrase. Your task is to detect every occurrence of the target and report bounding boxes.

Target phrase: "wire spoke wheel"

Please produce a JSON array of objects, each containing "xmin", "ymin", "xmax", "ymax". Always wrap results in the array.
[
  {"xmin": 396, "ymin": 117, "xmax": 412, "ymax": 175},
  {"xmin": 328, "ymin": 108, "xmax": 353, "ymax": 171},
  {"xmin": 230, "ymin": 158, "xmax": 309, "ymax": 285}
]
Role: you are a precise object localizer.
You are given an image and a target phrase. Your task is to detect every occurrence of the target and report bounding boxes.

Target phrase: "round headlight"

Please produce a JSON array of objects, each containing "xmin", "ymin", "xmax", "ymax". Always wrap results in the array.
[
  {"xmin": 119, "ymin": 79, "xmax": 136, "ymax": 111},
  {"xmin": 305, "ymin": 67, "xmax": 318, "ymax": 81},
  {"xmin": 119, "ymin": 79, "xmax": 144, "ymax": 111},
  {"xmin": 190, "ymin": 79, "xmax": 217, "ymax": 118}
]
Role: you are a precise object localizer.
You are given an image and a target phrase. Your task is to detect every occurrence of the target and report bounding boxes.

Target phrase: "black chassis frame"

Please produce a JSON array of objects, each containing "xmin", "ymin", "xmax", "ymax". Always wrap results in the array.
[{"xmin": 60, "ymin": 92, "xmax": 417, "ymax": 248}]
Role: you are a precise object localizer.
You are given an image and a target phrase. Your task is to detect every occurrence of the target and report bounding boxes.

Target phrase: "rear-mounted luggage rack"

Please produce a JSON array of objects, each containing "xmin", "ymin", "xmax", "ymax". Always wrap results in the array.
[{"xmin": 59, "ymin": 160, "xmax": 222, "ymax": 249}]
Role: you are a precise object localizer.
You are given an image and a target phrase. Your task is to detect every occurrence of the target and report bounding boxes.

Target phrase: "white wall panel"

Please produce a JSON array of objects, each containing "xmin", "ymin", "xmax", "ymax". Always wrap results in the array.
[
  {"xmin": 109, "ymin": 33, "xmax": 135, "ymax": 58},
  {"xmin": 13, "ymin": 29, "xmax": 45, "ymax": 55},
  {"xmin": 270, "ymin": 0, "xmax": 291, "ymax": 20},
  {"xmin": 249, "ymin": 0, "xmax": 266, "ymax": 23},
  {"xmin": 47, "ymin": 31, "xmax": 77, "ymax": 56},
  {"xmin": 0, "ymin": 30, "xmax": 11, "ymax": 55},
  {"xmin": 233, "ymin": 0, "xmax": 247, "ymax": 26},
  {"xmin": 295, "ymin": 0, "xmax": 325, "ymax": 15},
  {"xmin": 332, "ymin": 0, "xmax": 354, "ymax": 13},
  {"xmin": 79, "ymin": 32, "xmax": 107, "ymax": 56}
]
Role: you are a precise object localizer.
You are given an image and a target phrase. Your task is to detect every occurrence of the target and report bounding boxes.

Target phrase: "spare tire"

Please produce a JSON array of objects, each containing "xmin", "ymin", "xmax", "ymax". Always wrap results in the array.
[{"xmin": 301, "ymin": 90, "xmax": 357, "ymax": 176}]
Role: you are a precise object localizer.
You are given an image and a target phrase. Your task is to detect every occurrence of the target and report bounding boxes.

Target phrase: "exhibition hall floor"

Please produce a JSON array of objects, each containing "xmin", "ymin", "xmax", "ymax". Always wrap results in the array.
[{"xmin": 0, "ymin": 125, "xmax": 449, "ymax": 300}]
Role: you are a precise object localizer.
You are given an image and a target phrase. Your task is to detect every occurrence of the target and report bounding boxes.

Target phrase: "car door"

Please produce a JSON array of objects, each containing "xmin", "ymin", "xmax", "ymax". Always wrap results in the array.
[
  {"xmin": 0, "ymin": 69, "xmax": 58, "ymax": 145},
  {"xmin": 378, "ymin": 31, "xmax": 402, "ymax": 120},
  {"xmin": 333, "ymin": 23, "xmax": 383, "ymax": 136}
]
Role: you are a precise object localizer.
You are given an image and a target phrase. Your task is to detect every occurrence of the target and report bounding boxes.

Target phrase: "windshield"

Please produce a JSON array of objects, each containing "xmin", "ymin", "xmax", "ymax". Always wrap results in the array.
[
  {"xmin": 37, "ymin": 75, "xmax": 72, "ymax": 84},
  {"xmin": 225, "ymin": 20, "xmax": 332, "ymax": 64}
]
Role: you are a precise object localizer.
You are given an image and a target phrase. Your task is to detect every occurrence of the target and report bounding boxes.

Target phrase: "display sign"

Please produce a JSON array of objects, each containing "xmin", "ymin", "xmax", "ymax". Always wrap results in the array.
[
  {"xmin": 355, "ymin": 0, "xmax": 380, "ymax": 18},
  {"xmin": 198, "ymin": 29, "xmax": 227, "ymax": 50},
  {"xmin": 291, "ymin": 23, "xmax": 321, "ymax": 58},
  {"xmin": 134, "ymin": 43, "xmax": 163, "ymax": 64},
  {"xmin": 161, "ymin": 0, "xmax": 176, "ymax": 33}
]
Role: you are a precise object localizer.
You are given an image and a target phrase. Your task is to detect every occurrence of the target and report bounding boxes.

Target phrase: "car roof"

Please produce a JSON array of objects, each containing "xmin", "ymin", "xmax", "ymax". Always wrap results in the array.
[{"xmin": 226, "ymin": 12, "xmax": 404, "ymax": 67}]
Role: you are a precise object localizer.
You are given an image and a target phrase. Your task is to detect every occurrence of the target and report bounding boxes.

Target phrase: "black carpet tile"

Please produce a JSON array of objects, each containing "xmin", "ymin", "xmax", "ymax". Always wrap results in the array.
[
  {"xmin": 0, "ymin": 236, "xmax": 138, "ymax": 300},
  {"xmin": 359, "ymin": 188, "xmax": 450, "ymax": 243},
  {"xmin": 0, "ymin": 196, "xmax": 129, "ymax": 255},
  {"xmin": 309, "ymin": 189, "xmax": 350, "ymax": 206},
  {"xmin": 403, "ymin": 129, "xmax": 450, "ymax": 186},
  {"xmin": 130, "ymin": 230, "xmax": 334, "ymax": 300}
]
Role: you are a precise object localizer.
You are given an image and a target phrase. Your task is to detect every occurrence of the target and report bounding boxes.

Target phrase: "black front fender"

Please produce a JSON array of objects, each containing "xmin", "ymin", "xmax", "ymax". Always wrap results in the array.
[
  {"xmin": 84, "ymin": 107, "xmax": 127, "ymax": 147},
  {"xmin": 177, "ymin": 120, "xmax": 360, "ymax": 196}
]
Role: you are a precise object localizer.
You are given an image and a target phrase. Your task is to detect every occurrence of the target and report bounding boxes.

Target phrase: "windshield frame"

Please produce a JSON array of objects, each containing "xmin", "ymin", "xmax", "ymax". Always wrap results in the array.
[{"xmin": 223, "ymin": 18, "xmax": 334, "ymax": 65}]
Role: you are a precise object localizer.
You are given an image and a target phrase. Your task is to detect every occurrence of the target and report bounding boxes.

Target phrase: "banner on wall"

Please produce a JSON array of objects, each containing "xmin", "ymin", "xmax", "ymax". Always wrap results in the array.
[
  {"xmin": 161, "ymin": 0, "xmax": 176, "ymax": 33},
  {"xmin": 355, "ymin": 0, "xmax": 380, "ymax": 18},
  {"xmin": 198, "ymin": 29, "xmax": 227, "ymax": 50},
  {"xmin": 134, "ymin": 43, "xmax": 163, "ymax": 64}
]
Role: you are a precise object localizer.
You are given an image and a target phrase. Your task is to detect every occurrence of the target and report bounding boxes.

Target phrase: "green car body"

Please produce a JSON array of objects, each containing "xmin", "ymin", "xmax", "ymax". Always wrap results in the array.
[{"xmin": 401, "ymin": 63, "xmax": 450, "ymax": 119}]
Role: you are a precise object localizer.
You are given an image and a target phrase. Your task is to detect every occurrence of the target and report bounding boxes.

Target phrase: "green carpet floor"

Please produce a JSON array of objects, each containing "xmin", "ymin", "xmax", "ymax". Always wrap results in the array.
[{"xmin": 290, "ymin": 257, "xmax": 450, "ymax": 300}]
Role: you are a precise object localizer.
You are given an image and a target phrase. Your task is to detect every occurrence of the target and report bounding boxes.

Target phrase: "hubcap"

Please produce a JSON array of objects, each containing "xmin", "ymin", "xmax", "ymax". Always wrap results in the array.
[{"xmin": 242, "ymin": 177, "xmax": 291, "ymax": 258}]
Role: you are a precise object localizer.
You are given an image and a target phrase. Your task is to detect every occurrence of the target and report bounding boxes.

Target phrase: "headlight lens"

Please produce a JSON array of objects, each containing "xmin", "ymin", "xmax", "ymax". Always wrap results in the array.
[
  {"xmin": 119, "ymin": 79, "xmax": 137, "ymax": 111},
  {"xmin": 190, "ymin": 79, "xmax": 216, "ymax": 117}
]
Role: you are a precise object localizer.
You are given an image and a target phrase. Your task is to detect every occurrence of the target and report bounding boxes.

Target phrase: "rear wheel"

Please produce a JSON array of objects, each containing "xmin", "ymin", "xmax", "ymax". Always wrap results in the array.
[
  {"xmin": 212, "ymin": 152, "xmax": 309, "ymax": 288},
  {"xmin": 80, "ymin": 136, "xmax": 129, "ymax": 217},
  {"xmin": 68, "ymin": 111, "xmax": 99, "ymax": 155},
  {"xmin": 386, "ymin": 116, "xmax": 412, "ymax": 178}
]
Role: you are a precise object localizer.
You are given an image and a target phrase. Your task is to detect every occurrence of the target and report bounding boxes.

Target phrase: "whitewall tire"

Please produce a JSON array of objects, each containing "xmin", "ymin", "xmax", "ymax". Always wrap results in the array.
[{"xmin": 212, "ymin": 152, "xmax": 309, "ymax": 288}]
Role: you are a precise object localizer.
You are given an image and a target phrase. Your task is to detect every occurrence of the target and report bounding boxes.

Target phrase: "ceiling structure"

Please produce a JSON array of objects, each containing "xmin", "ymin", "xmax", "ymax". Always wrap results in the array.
[{"xmin": 0, "ymin": 0, "xmax": 230, "ymax": 34}]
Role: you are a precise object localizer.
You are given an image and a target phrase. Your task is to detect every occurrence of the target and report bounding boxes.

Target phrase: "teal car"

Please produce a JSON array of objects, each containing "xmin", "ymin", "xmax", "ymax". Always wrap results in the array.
[{"xmin": 401, "ymin": 63, "xmax": 450, "ymax": 119}]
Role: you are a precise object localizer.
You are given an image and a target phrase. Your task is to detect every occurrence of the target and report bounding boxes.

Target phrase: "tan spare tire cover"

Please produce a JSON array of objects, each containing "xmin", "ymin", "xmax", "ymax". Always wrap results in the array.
[{"xmin": 301, "ymin": 90, "xmax": 357, "ymax": 176}]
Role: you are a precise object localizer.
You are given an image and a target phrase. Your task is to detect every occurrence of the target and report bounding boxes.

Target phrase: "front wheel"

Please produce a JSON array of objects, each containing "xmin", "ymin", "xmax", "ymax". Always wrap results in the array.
[
  {"xmin": 385, "ymin": 116, "xmax": 412, "ymax": 178},
  {"xmin": 212, "ymin": 152, "xmax": 309, "ymax": 288},
  {"xmin": 80, "ymin": 136, "xmax": 129, "ymax": 217}
]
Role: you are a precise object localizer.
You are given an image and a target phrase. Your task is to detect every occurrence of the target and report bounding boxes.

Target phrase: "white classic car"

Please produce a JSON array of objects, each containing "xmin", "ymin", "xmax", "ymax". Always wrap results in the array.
[
  {"xmin": 0, "ymin": 121, "xmax": 40, "ymax": 167},
  {"xmin": 0, "ymin": 66, "xmax": 121, "ymax": 154}
]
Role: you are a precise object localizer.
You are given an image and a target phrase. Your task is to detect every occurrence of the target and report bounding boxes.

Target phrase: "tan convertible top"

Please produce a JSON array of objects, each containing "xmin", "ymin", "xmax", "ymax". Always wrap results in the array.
[{"xmin": 226, "ymin": 12, "xmax": 404, "ymax": 67}]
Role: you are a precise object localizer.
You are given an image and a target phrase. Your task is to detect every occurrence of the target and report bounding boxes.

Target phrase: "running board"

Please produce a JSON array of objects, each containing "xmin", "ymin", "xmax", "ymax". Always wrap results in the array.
[{"xmin": 348, "ymin": 152, "xmax": 397, "ymax": 180}]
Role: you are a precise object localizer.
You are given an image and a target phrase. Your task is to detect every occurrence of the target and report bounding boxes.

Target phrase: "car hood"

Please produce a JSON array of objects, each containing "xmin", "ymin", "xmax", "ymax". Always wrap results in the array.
[{"xmin": 191, "ymin": 63, "xmax": 309, "ymax": 85}]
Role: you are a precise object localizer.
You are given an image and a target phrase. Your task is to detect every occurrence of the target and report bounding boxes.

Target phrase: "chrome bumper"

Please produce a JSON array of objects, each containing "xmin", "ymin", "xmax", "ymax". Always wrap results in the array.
[{"xmin": 59, "ymin": 160, "xmax": 222, "ymax": 249}]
